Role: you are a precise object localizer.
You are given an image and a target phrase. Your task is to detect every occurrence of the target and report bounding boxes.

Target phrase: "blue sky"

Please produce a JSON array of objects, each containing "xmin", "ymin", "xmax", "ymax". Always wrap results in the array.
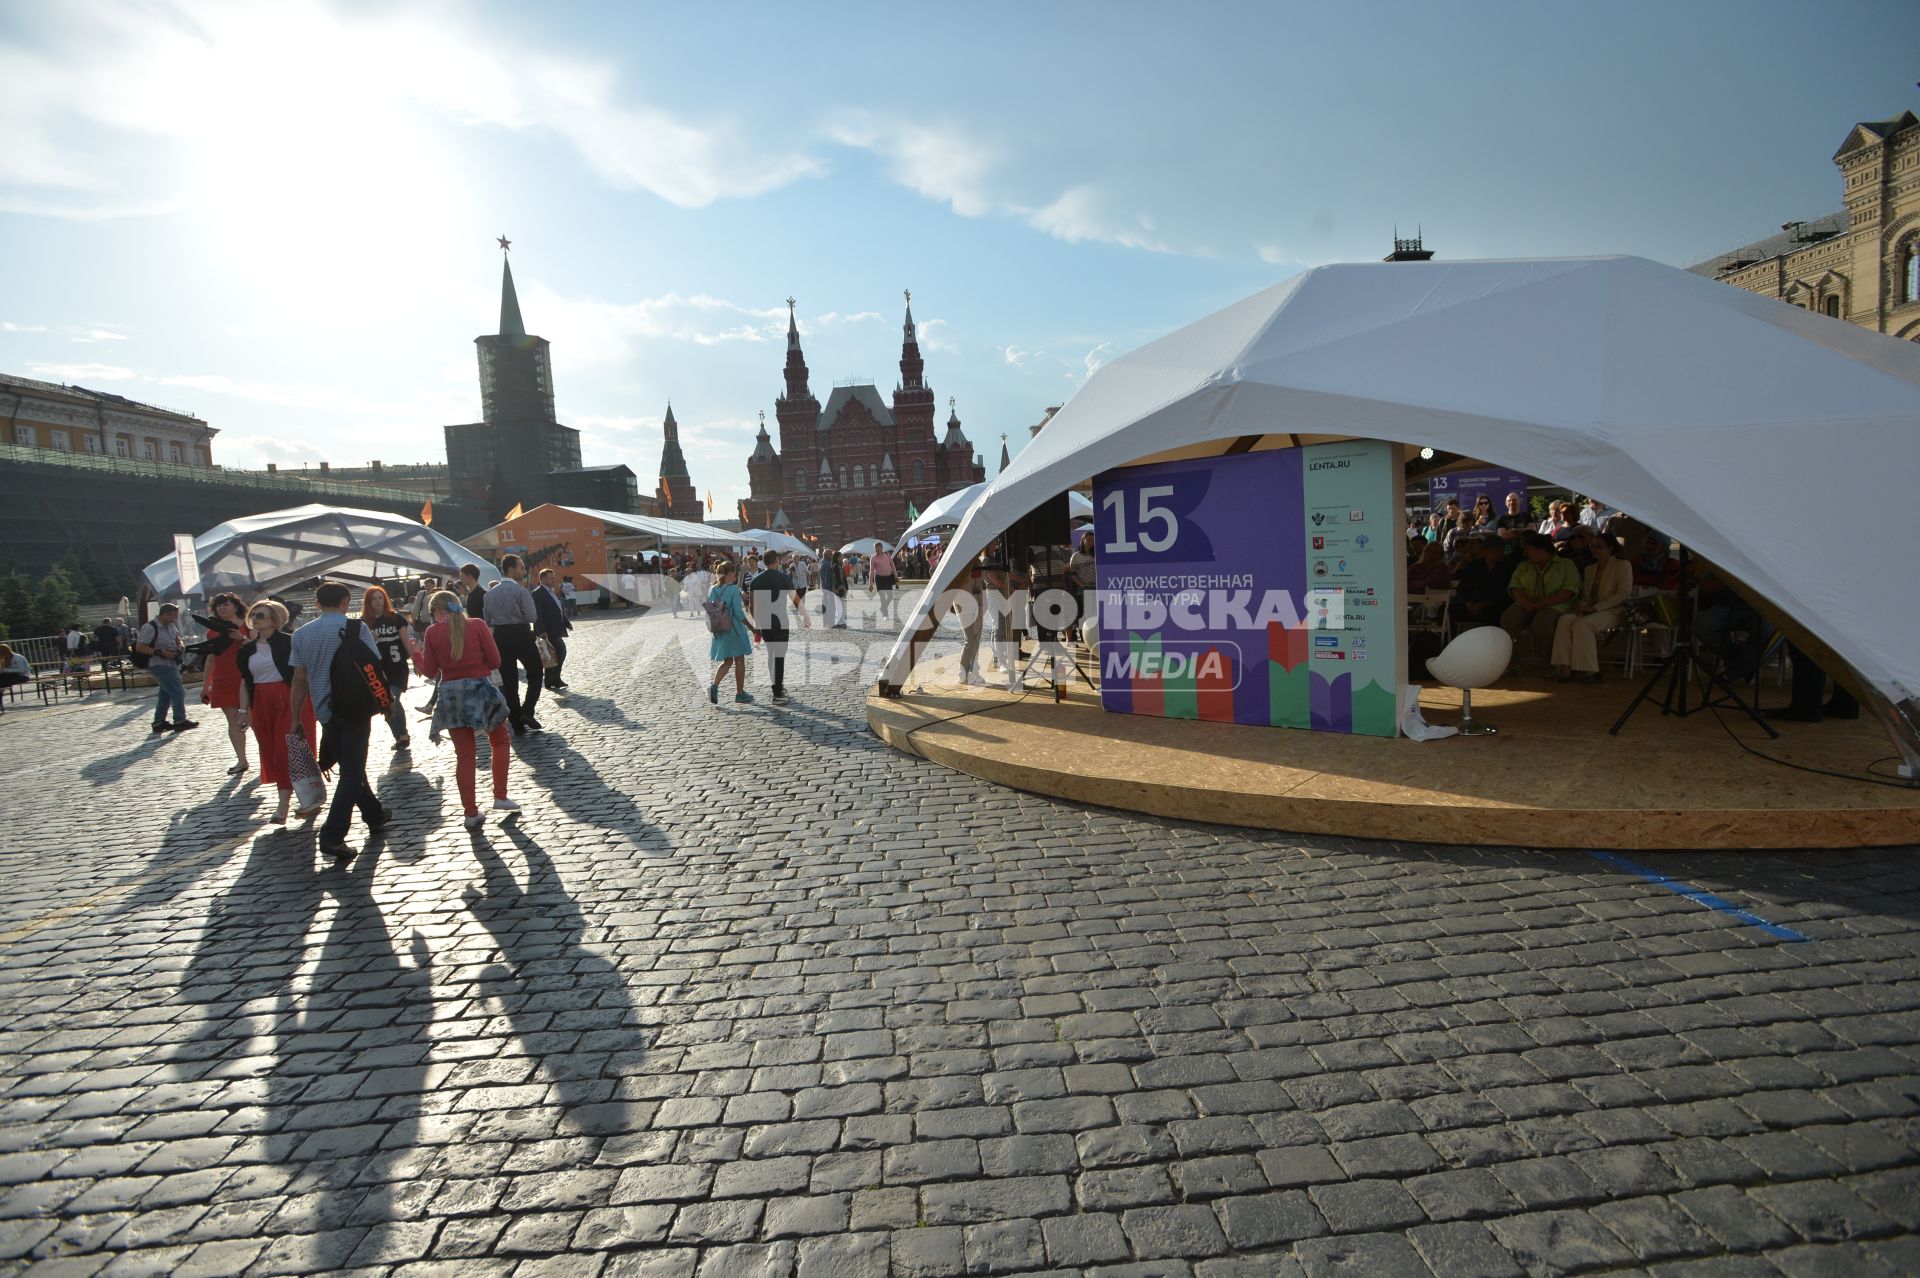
[{"xmin": 2, "ymin": 0, "xmax": 1913, "ymax": 512}]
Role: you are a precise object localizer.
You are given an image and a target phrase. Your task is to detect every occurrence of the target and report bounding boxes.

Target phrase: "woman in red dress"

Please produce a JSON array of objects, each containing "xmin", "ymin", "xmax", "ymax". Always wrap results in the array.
[{"xmin": 197, "ymin": 592, "xmax": 249, "ymax": 775}]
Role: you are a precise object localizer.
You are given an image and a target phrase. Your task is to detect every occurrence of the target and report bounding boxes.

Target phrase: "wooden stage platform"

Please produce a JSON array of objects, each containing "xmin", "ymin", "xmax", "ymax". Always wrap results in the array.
[{"xmin": 867, "ymin": 657, "xmax": 1920, "ymax": 850}]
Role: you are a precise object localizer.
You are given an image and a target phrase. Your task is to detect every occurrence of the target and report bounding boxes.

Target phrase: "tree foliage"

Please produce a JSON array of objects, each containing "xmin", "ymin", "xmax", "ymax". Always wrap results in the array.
[{"xmin": 31, "ymin": 570, "xmax": 80, "ymax": 635}]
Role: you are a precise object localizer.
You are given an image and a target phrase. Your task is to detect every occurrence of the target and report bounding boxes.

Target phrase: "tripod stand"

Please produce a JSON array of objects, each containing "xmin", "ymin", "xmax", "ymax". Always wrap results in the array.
[{"xmin": 1609, "ymin": 548, "xmax": 1777, "ymax": 739}]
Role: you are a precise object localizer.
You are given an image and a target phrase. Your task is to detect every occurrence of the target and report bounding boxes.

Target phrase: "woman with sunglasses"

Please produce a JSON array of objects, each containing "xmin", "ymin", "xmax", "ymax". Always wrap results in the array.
[{"xmin": 235, "ymin": 599, "xmax": 318, "ymax": 823}]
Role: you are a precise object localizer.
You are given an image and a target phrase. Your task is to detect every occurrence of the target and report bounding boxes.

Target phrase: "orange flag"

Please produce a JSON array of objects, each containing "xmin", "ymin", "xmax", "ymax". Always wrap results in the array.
[
  {"xmin": 661, "ymin": 478, "xmax": 673, "ymax": 506},
  {"xmin": 706, "ymin": 490, "xmax": 715, "ymax": 513},
  {"xmin": 420, "ymin": 500, "xmax": 433, "ymax": 526},
  {"xmin": 506, "ymin": 501, "xmax": 524, "ymax": 520},
  {"xmin": 738, "ymin": 498, "xmax": 748, "ymax": 524}
]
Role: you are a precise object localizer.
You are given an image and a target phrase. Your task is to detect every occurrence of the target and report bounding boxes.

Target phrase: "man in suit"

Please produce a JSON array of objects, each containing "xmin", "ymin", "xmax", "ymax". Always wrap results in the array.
[{"xmin": 535, "ymin": 567, "xmax": 573, "ymax": 691}]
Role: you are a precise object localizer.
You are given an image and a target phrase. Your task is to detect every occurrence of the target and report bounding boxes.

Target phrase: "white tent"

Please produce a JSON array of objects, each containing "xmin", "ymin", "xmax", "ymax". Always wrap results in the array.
[
  {"xmin": 739, "ymin": 528, "xmax": 814, "ymax": 556},
  {"xmin": 560, "ymin": 507, "xmax": 745, "ymax": 549},
  {"xmin": 841, "ymin": 537, "xmax": 891, "ymax": 556},
  {"xmin": 898, "ymin": 481, "xmax": 988, "ymax": 544},
  {"xmin": 882, "ymin": 256, "xmax": 1920, "ymax": 762},
  {"xmin": 142, "ymin": 504, "xmax": 484, "ymax": 597}
]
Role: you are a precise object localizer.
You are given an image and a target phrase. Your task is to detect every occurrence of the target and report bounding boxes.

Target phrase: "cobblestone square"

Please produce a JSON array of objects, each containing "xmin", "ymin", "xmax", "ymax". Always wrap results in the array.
[{"xmin": 2, "ymin": 609, "xmax": 1916, "ymax": 1276}]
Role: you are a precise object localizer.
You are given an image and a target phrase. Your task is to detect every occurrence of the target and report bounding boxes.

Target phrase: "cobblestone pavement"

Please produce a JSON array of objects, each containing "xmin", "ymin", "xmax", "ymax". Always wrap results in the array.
[{"xmin": 1, "ymin": 602, "xmax": 1917, "ymax": 1278}]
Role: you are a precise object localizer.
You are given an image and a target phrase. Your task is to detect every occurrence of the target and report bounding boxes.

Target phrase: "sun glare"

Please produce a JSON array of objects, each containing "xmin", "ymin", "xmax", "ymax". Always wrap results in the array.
[{"xmin": 175, "ymin": 5, "xmax": 471, "ymax": 323}]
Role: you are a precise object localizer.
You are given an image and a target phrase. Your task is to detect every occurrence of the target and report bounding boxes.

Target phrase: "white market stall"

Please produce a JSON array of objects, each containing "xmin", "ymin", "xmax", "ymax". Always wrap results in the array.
[
  {"xmin": 739, "ymin": 528, "xmax": 815, "ymax": 557},
  {"xmin": 880, "ymin": 255, "xmax": 1920, "ymax": 772}
]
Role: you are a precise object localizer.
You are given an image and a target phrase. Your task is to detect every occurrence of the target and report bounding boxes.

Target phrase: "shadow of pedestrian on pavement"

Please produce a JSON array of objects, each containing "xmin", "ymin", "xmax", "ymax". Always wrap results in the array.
[
  {"xmin": 462, "ymin": 823, "xmax": 649, "ymax": 1143},
  {"xmin": 512, "ymin": 734, "xmax": 660, "ymax": 836}
]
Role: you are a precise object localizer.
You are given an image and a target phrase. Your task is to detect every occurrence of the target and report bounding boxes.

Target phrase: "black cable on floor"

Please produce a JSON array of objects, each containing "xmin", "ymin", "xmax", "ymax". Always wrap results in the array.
[
  {"xmin": 1709, "ymin": 703, "xmax": 1917, "ymax": 791},
  {"xmin": 901, "ymin": 683, "xmax": 1037, "ymax": 744}
]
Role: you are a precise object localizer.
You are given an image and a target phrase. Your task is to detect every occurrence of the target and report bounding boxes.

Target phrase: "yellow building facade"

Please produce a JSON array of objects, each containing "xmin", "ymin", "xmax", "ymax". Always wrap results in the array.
[
  {"xmin": 1, "ymin": 374, "xmax": 216, "ymax": 466},
  {"xmin": 1692, "ymin": 109, "xmax": 1920, "ymax": 340}
]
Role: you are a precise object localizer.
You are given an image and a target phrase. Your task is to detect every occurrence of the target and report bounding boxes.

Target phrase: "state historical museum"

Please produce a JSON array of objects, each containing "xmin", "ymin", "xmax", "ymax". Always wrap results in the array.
[{"xmin": 743, "ymin": 294, "xmax": 984, "ymax": 546}]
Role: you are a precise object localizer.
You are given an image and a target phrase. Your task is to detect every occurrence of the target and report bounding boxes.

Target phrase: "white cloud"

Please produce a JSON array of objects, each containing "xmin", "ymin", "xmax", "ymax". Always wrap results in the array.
[
  {"xmin": 26, "ymin": 361, "xmax": 134, "ymax": 381},
  {"xmin": 1080, "ymin": 342, "xmax": 1114, "ymax": 383},
  {"xmin": 826, "ymin": 117, "xmax": 1001, "ymax": 218},
  {"xmin": 3, "ymin": 1, "xmax": 820, "ymax": 221},
  {"xmin": 916, "ymin": 318, "xmax": 958, "ymax": 355},
  {"xmin": 1027, "ymin": 186, "xmax": 1176, "ymax": 255},
  {"xmin": 3, "ymin": 322, "xmax": 48, "ymax": 332},
  {"xmin": 155, "ymin": 373, "xmax": 382, "ymax": 413},
  {"xmin": 829, "ymin": 116, "xmax": 1188, "ymax": 256},
  {"xmin": 999, "ymin": 344, "xmax": 1036, "ymax": 366},
  {"xmin": 527, "ymin": 287, "xmax": 903, "ymax": 367},
  {"xmin": 73, "ymin": 328, "xmax": 128, "ymax": 343},
  {"xmin": 224, "ymin": 435, "xmax": 333, "ymax": 466}
]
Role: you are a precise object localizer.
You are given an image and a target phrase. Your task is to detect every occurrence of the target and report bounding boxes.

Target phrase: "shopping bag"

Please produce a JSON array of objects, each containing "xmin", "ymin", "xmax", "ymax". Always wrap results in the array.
[
  {"xmin": 535, "ymin": 636, "xmax": 558, "ymax": 668},
  {"xmin": 287, "ymin": 728, "xmax": 327, "ymax": 813}
]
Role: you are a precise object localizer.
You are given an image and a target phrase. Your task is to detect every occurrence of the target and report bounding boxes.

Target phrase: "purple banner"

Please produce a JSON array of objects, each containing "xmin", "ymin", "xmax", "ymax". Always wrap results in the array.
[{"xmin": 1428, "ymin": 467, "xmax": 1529, "ymax": 515}]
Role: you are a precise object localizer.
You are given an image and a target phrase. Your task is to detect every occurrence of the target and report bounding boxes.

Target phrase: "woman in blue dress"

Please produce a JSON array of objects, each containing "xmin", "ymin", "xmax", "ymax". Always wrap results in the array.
[{"xmin": 706, "ymin": 562, "xmax": 756, "ymax": 705}]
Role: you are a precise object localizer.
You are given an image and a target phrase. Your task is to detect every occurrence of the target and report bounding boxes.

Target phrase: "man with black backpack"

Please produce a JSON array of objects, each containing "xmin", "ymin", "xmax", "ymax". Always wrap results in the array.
[{"xmin": 288, "ymin": 581, "xmax": 393, "ymax": 858}]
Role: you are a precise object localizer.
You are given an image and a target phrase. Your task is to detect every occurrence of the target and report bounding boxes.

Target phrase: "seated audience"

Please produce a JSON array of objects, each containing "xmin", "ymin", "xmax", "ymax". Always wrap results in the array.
[
  {"xmin": 1501, "ymin": 533, "xmax": 1579, "ymax": 662},
  {"xmin": 1449, "ymin": 537, "xmax": 1514, "ymax": 631},
  {"xmin": 1632, "ymin": 533, "xmax": 1681, "ymax": 591},
  {"xmin": 1407, "ymin": 542, "xmax": 1454, "ymax": 593},
  {"xmin": 1550, "ymin": 534, "xmax": 1632, "ymax": 681}
]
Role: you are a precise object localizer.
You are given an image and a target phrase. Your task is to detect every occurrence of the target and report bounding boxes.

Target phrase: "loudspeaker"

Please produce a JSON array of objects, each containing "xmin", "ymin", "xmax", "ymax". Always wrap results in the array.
[{"xmin": 1005, "ymin": 493, "xmax": 1070, "ymax": 566}]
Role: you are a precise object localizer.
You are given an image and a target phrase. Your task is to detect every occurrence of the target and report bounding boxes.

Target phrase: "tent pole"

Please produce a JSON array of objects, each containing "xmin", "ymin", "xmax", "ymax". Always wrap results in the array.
[{"xmin": 1862, "ymin": 689, "xmax": 1920, "ymax": 785}]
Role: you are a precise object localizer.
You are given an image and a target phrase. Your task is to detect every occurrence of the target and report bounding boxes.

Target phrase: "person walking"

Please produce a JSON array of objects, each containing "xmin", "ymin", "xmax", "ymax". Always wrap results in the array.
[
  {"xmin": 235, "ymin": 599, "xmax": 318, "ymax": 824},
  {"xmin": 482, "ymin": 554, "xmax": 544, "ymax": 734},
  {"xmin": 870, "ymin": 544, "xmax": 898, "ymax": 621},
  {"xmin": 414, "ymin": 590, "xmax": 518, "ymax": 830},
  {"xmin": 93, "ymin": 617, "xmax": 122, "ymax": 663},
  {"xmin": 136, "ymin": 604, "xmax": 197, "ymax": 735},
  {"xmin": 460, "ymin": 563, "xmax": 487, "ymax": 617},
  {"xmin": 748, "ymin": 550, "xmax": 801, "ymax": 704},
  {"xmin": 820, "ymin": 552, "xmax": 848, "ymax": 628},
  {"xmin": 706, "ymin": 561, "xmax": 755, "ymax": 705},
  {"xmin": 790, "ymin": 553, "xmax": 814, "ymax": 629},
  {"xmin": 410, "ymin": 577, "xmax": 438, "ymax": 639},
  {"xmin": 195, "ymin": 592, "xmax": 250, "ymax": 773},
  {"xmin": 562, "ymin": 575, "xmax": 579, "ymax": 620},
  {"xmin": 288, "ymin": 581, "xmax": 391, "ymax": 858},
  {"xmin": 359, "ymin": 585, "xmax": 414, "ymax": 750},
  {"xmin": 535, "ymin": 568, "xmax": 572, "ymax": 691}
]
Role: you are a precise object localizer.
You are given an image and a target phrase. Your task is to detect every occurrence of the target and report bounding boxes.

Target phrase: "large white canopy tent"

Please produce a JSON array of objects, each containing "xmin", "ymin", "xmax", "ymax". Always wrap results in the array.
[
  {"xmin": 881, "ymin": 255, "xmax": 1920, "ymax": 769},
  {"xmin": 141, "ymin": 504, "xmax": 484, "ymax": 598}
]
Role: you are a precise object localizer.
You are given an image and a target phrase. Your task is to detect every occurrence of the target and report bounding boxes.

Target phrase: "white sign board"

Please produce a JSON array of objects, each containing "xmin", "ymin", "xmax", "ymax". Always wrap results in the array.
[{"xmin": 173, "ymin": 533, "xmax": 201, "ymax": 597}]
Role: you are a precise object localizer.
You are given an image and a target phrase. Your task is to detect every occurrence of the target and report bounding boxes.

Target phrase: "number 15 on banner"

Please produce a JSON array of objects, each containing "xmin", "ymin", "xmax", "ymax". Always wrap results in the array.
[
  {"xmin": 1103, "ymin": 486, "xmax": 1179, "ymax": 553},
  {"xmin": 1096, "ymin": 470, "xmax": 1215, "ymax": 564}
]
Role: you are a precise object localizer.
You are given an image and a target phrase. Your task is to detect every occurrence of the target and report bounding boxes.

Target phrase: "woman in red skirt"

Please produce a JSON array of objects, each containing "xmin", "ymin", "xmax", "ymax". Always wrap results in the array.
[
  {"xmin": 197, "ymin": 592, "xmax": 250, "ymax": 775},
  {"xmin": 235, "ymin": 599, "xmax": 317, "ymax": 823}
]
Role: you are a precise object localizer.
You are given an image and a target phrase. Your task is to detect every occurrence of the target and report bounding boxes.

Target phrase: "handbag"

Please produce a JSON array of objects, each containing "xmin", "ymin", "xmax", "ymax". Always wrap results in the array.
[
  {"xmin": 535, "ymin": 635, "xmax": 558, "ymax": 668},
  {"xmin": 287, "ymin": 728, "xmax": 327, "ymax": 814}
]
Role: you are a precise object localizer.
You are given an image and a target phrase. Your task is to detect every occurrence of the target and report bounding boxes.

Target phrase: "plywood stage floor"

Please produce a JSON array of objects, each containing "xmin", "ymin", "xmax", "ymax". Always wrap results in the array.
[{"xmin": 867, "ymin": 655, "xmax": 1920, "ymax": 850}]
